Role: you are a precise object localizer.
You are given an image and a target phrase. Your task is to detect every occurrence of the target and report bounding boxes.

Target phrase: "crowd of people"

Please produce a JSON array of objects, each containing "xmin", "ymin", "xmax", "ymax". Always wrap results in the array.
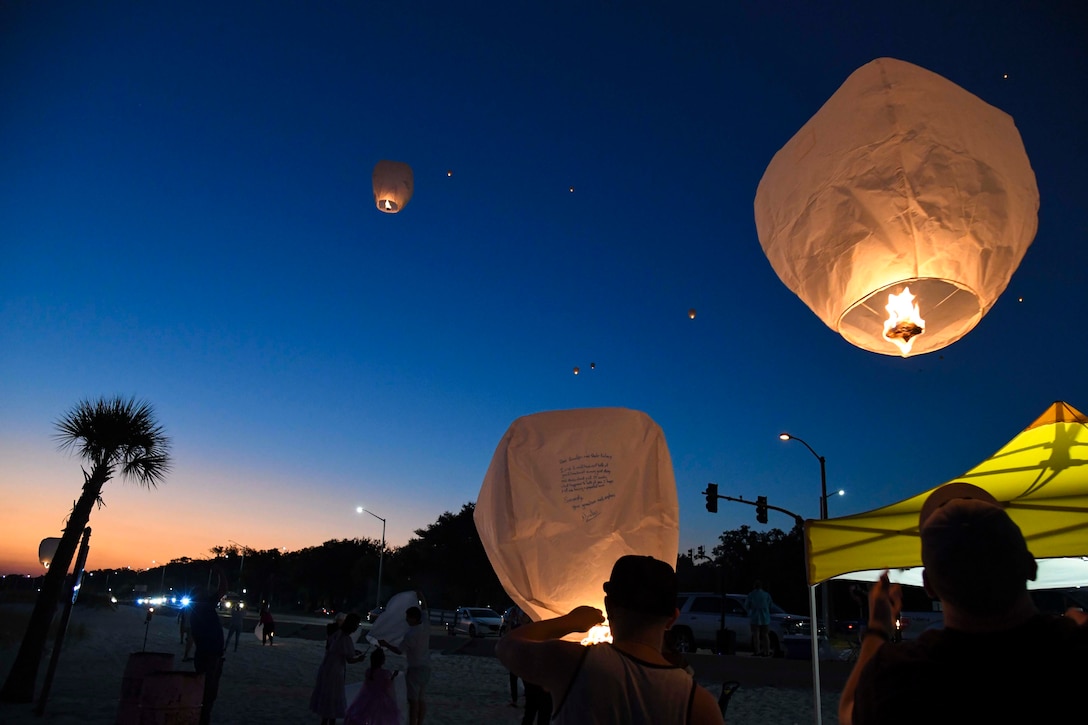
[{"xmin": 176, "ymin": 482, "xmax": 1088, "ymax": 724}]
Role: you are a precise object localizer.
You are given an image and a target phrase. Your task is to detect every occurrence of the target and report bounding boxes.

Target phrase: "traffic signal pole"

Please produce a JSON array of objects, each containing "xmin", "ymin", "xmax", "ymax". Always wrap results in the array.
[{"xmin": 702, "ymin": 485, "xmax": 804, "ymax": 529}]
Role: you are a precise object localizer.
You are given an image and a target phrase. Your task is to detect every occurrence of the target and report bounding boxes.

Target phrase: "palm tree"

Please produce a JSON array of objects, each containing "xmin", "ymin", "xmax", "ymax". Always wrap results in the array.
[{"xmin": 0, "ymin": 397, "xmax": 171, "ymax": 703}]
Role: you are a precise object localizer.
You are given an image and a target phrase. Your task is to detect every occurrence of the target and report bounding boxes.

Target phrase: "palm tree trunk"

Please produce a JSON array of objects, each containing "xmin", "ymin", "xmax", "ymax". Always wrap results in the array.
[{"xmin": 0, "ymin": 468, "xmax": 106, "ymax": 702}]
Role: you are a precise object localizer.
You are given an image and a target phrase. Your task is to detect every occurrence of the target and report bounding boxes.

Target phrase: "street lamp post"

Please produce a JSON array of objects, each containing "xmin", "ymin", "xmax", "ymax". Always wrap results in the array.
[
  {"xmin": 779, "ymin": 432, "xmax": 833, "ymax": 639},
  {"xmin": 228, "ymin": 540, "xmax": 249, "ymax": 594},
  {"xmin": 356, "ymin": 507, "xmax": 386, "ymax": 610}
]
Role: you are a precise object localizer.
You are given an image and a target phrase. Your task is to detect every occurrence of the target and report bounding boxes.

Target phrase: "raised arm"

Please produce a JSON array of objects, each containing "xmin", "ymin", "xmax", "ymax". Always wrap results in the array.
[
  {"xmin": 839, "ymin": 571, "xmax": 901, "ymax": 725},
  {"xmin": 495, "ymin": 606, "xmax": 604, "ymax": 698}
]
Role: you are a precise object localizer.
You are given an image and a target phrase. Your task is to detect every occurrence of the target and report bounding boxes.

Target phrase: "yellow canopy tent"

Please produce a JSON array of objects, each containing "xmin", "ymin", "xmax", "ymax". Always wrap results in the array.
[
  {"xmin": 802, "ymin": 402, "xmax": 1088, "ymax": 725},
  {"xmin": 806, "ymin": 400, "xmax": 1088, "ymax": 589}
]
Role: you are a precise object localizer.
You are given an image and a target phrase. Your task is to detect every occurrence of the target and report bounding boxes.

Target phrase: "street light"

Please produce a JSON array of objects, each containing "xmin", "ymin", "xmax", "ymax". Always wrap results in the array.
[
  {"xmin": 823, "ymin": 488, "xmax": 845, "ymax": 509},
  {"xmin": 779, "ymin": 432, "xmax": 832, "ymax": 638},
  {"xmin": 778, "ymin": 433, "xmax": 829, "ymax": 519},
  {"xmin": 356, "ymin": 507, "xmax": 386, "ymax": 610},
  {"xmin": 228, "ymin": 540, "xmax": 249, "ymax": 592}
]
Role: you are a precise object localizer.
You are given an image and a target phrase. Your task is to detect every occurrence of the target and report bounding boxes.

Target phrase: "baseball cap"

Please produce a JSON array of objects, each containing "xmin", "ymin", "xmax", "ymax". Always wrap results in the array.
[
  {"xmin": 603, "ymin": 555, "xmax": 677, "ymax": 617},
  {"xmin": 918, "ymin": 482, "xmax": 1000, "ymax": 531},
  {"xmin": 919, "ymin": 483, "xmax": 1036, "ymax": 613}
]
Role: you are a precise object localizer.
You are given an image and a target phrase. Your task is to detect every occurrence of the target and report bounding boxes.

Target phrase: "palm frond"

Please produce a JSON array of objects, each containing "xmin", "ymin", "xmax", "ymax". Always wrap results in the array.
[{"xmin": 54, "ymin": 396, "xmax": 172, "ymax": 490}]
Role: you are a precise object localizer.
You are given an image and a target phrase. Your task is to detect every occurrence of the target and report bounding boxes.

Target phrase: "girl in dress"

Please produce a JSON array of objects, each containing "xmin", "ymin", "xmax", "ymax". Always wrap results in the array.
[
  {"xmin": 310, "ymin": 613, "xmax": 365, "ymax": 725},
  {"xmin": 344, "ymin": 647, "xmax": 400, "ymax": 725}
]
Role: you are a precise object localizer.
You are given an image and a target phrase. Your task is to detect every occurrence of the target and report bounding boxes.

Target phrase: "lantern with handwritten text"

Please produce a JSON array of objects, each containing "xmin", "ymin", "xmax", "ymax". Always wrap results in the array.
[
  {"xmin": 372, "ymin": 160, "xmax": 414, "ymax": 213},
  {"xmin": 754, "ymin": 58, "xmax": 1038, "ymax": 357},
  {"xmin": 475, "ymin": 408, "xmax": 679, "ymax": 633}
]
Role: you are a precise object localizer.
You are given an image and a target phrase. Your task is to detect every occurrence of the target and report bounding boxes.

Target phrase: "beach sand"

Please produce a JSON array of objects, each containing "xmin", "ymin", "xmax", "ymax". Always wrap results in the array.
[{"xmin": 0, "ymin": 604, "xmax": 840, "ymax": 724}]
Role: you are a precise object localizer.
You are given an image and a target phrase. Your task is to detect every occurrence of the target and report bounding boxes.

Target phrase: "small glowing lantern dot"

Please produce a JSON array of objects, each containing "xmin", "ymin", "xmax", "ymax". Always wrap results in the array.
[
  {"xmin": 573, "ymin": 366, "xmax": 580, "ymax": 375},
  {"xmin": 590, "ymin": 362, "xmax": 596, "ymax": 370},
  {"xmin": 688, "ymin": 308, "xmax": 696, "ymax": 320},
  {"xmin": 372, "ymin": 160, "xmax": 414, "ymax": 214},
  {"xmin": 569, "ymin": 186, "xmax": 575, "ymax": 193},
  {"xmin": 446, "ymin": 170, "xmax": 453, "ymax": 177}
]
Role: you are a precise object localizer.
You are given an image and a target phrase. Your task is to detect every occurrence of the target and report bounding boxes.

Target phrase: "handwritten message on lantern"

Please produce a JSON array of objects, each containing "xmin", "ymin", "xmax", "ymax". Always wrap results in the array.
[
  {"xmin": 475, "ymin": 407, "xmax": 680, "ymax": 625},
  {"xmin": 559, "ymin": 453, "xmax": 617, "ymax": 523}
]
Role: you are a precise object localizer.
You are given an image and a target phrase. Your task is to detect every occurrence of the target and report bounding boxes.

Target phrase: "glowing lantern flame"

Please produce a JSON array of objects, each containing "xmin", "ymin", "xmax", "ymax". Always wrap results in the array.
[
  {"xmin": 573, "ymin": 366, "xmax": 580, "ymax": 375},
  {"xmin": 688, "ymin": 308, "xmax": 696, "ymax": 320},
  {"xmin": 580, "ymin": 622, "xmax": 613, "ymax": 646},
  {"xmin": 883, "ymin": 287, "xmax": 925, "ymax": 356}
]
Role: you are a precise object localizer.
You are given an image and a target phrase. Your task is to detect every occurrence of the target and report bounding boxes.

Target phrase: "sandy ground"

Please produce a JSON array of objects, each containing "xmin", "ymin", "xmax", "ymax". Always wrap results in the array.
[{"xmin": 0, "ymin": 604, "xmax": 840, "ymax": 724}]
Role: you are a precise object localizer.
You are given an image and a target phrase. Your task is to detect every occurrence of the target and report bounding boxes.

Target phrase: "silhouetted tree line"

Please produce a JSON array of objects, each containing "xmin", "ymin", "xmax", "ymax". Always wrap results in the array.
[{"xmin": 32, "ymin": 506, "xmax": 837, "ymax": 618}]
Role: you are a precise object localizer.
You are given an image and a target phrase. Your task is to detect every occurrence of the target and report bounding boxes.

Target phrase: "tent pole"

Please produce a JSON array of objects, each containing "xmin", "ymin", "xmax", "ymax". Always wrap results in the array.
[{"xmin": 809, "ymin": 583, "xmax": 822, "ymax": 725}]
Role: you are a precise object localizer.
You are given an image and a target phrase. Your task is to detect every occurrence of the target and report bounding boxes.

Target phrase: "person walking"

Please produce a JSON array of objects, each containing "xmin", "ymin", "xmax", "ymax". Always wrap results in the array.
[
  {"xmin": 259, "ymin": 605, "xmax": 276, "ymax": 645},
  {"xmin": 189, "ymin": 572, "xmax": 226, "ymax": 725},
  {"xmin": 224, "ymin": 601, "xmax": 245, "ymax": 652},
  {"xmin": 744, "ymin": 579, "xmax": 773, "ymax": 657},
  {"xmin": 496, "ymin": 555, "xmax": 723, "ymax": 724}
]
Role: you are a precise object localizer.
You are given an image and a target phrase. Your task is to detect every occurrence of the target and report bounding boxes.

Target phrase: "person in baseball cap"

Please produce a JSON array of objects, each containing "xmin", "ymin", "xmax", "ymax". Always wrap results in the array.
[
  {"xmin": 496, "ymin": 554, "xmax": 724, "ymax": 724},
  {"xmin": 602, "ymin": 554, "xmax": 679, "ymax": 618},
  {"xmin": 840, "ymin": 482, "xmax": 1088, "ymax": 725},
  {"xmin": 918, "ymin": 483, "xmax": 1038, "ymax": 616}
]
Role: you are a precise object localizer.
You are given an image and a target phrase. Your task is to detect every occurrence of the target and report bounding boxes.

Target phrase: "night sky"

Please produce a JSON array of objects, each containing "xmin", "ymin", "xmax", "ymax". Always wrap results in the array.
[{"xmin": 2, "ymin": 1, "xmax": 1086, "ymax": 576}]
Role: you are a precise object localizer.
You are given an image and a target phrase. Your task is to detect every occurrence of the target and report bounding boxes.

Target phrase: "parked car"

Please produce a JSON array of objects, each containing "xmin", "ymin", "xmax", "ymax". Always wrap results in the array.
[
  {"xmin": 449, "ymin": 607, "xmax": 504, "ymax": 638},
  {"xmin": 670, "ymin": 592, "xmax": 822, "ymax": 656},
  {"xmin": 499, "ymin": 605, "xmax": 526, "ymax": 635}
]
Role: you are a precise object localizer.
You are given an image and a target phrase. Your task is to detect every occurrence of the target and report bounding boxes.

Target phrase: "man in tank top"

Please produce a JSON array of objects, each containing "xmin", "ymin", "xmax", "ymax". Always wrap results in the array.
[{"xmin": 496, "ymin": 555, "xmax": 723, "ymax": 724}]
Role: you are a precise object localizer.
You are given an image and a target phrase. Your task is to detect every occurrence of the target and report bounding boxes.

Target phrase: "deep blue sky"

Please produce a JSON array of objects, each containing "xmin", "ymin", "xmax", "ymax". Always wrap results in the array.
[{"xmin": 2, "ymin": 1, "xmax": 1086, "ymax": 574}]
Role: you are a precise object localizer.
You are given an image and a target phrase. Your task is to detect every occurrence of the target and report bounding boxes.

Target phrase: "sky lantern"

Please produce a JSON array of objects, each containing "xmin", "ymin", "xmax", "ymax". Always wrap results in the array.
[
  {"xmin": 474, "ymin": 408, "xmax": 679, "ymax": 638},
  {"xmin": 688, "ymin": 308, "xmax": 696, "ymax": 320},
  {"xmin": 38, "ymin": 537, "xmax": 61, "ymax": 568},
  {"xmin": 754, "ymin": 57, "xmax": 1038, "ymax": 357},
  {"xmin": 372, "ymin": 160, "xmax": 413, "ymax": 213}
]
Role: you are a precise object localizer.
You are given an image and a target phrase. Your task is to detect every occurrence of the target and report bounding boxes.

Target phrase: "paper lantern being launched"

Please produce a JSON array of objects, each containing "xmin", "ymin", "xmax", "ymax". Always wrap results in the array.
[
  {"xmin": 754, "ymin": 58, "xmax": 1038, "ymax": 357},
  {"xmin": 474, "ymin": 408, "xmax": 679, "ymax": 629},
  {"xmin": 372, "ymin": 160, "xmax": 413, "ymax": 213}
]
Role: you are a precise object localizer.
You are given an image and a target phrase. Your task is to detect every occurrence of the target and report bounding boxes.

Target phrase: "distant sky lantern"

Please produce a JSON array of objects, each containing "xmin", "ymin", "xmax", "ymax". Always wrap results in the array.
[
  {"xmin": 573, "ymin": 366, "xmax": 580, "ymax": 375},
  {"xmin": 372, "ymin": 160, "xmax": 414, "ymax": 214},
  {"xmin": 474, "ymin": 408, "xmax": 679, "ymax": 636},
  {"xmin": 38, "ymin": 537, "xmax": 61, "ymax": 568},
  {"xmin": 754, "ymin": 58, "xmax": 1038, "ymax": 357},
  {"xmin": 688, "ymin": 308, "xmax": 696, "ymax": 320}
]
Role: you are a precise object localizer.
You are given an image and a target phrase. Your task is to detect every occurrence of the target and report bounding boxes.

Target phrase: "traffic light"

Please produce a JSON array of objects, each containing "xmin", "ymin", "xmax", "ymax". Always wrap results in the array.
[
  {"xmin": 756, "ymin": 495, "xmax": 768, "ymax": 524},
  {"xmin": 705, "ymin": 483, "xmax": 718, "ymax": 513}
]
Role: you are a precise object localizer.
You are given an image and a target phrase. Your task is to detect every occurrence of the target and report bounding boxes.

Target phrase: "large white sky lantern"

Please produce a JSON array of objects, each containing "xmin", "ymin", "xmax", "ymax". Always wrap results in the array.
[
  {"xmin": 474, "ymin": 408, "xmax": 679, "ymax": 630},
  {"xmin": 372, "ymin": 160, "xmax": 413, "ymax": 213},
  {"xmin": 754, "ymin": 57, "xmax": 1039, "ymax": 357}
]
